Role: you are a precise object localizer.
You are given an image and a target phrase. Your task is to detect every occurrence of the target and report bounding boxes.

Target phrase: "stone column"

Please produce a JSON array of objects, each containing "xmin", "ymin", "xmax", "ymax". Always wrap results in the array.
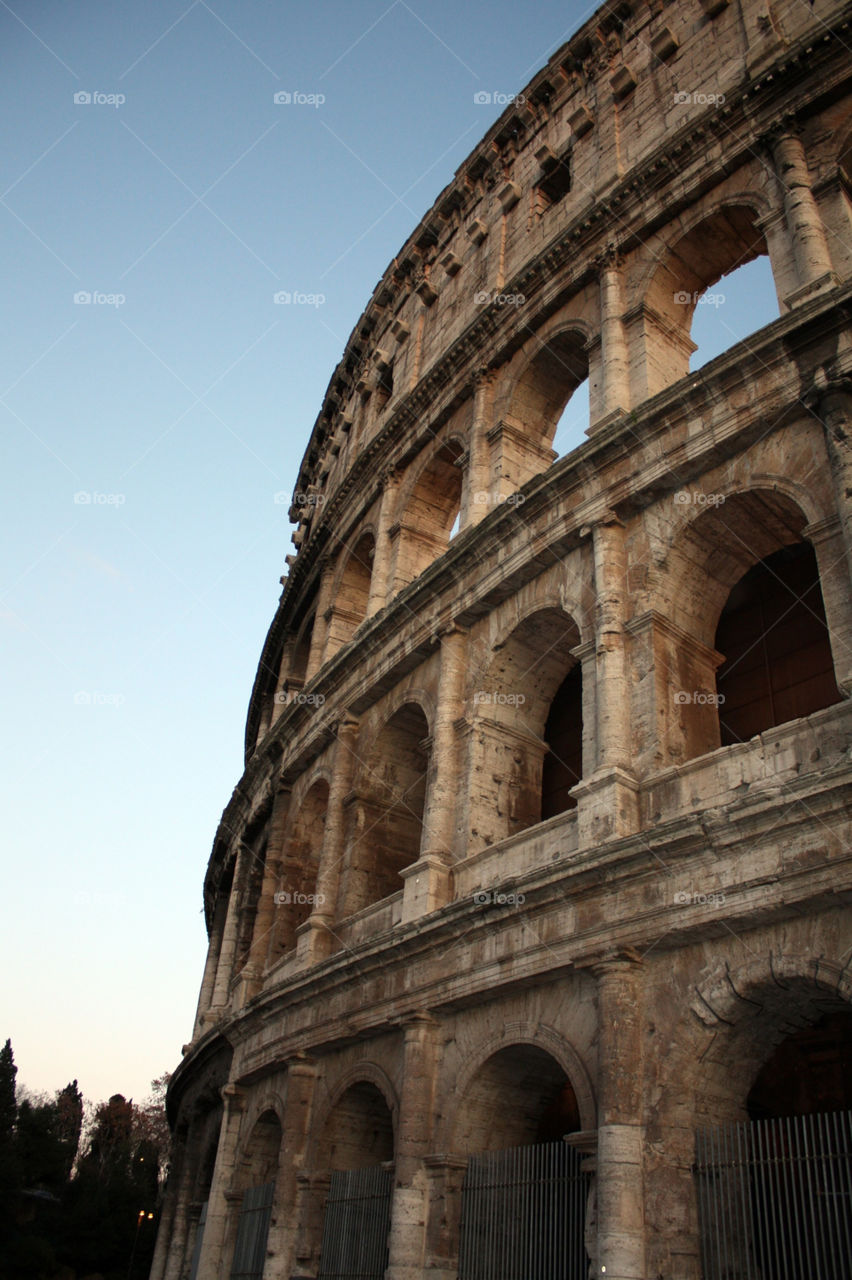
[
  {"xmin": 265, "ymin": 1056, "xmax": 319, "ymax": 1279},
  {"xmin": 152, "ymin": 1134, "xmax": 188, "ymax": 1280},
  {"xmin": 401, "ymin": 626, "xmax": 466, "ymax": 923},
  {"xmin": 366, "ymin": 470, "xmax": 402, "ymax": 617},
  {"xmin": 192, "ymin": 893, "xmax": 228, "ymax": 1038},
  {"xmin": 572, "ymin": 518, "xmax": 639, "ymax": 844},
  {"xmin": 592, "ymin": 956, "xmax": 645, "ymax": 1280},
  {"xmin": 193, "ymin": 1084, "xmax": 246, "ymax": 1279},
  {"xmin": 208, "ymin": 848, "xmax": 249, "ymax": 1015},
  {"xmin": 463, "ymin": 370, "xmax": 496, "ymax": 527},
  {"xmin": 596, "ymin": 246, "xmax": 631, "ymax": 425},
  {"xmin": 770, "ymin": 125, "xmax": 836, "ymax": 304},
  {"xmin": 385, "ymin": 1014, "xmax": 441, "ymax": 1280},
  {"xmin": 301, "ymin": 715, "xmax": 360, "ymax": 961},
  {"xmin": 812, "ymin": 379, "xmax": 852, "ymax": 576}
]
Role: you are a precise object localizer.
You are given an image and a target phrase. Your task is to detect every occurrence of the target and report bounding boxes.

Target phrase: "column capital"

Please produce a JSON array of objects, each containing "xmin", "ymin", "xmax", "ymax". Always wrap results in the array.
[
  {"xmin": 594, "ymin": 242, "xmax": 624, "ymax": 273},
  {"xmin": 472, "ymin": 364, "xmax": 498, "ymax": 390},
  {"xmin": 581, "ymin": 946, "xmax": 644, "ymax": 978}
]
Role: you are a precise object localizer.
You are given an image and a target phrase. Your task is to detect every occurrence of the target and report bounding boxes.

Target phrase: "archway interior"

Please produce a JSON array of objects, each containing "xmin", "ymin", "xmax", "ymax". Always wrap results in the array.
[
  {"xmin": 747, "ymin": 1010, "xmax": 852, "ymax": 1120},
  {"xmin": 336, "ymin": 532, "xmax": 375, "ymax": 631},
  {"xmin": 454, "ymin": 1045, "xmax": 581, "ymax": 1154},
  {"xmin": 541, "ymin": 664, "xmax": 583, "ymax": 818},
  {"xmin": 345, "ymin": 703, "xmax": 429, "ymax": 914},
  {"xmin": 321, "ymin": 1082, "xmax": 394, "ymax": 1172},
  {"xmin": 404, "ymin": 439, "xmax": 464, "ymax": 563},
  {"xmin": 236, "ymin": 1110, "xmax": 282, "ymax": 1191},
  {"xmin": 269, "ymin": 779, "xmax": 329, "ymax": 962},
  {"xmin": 715, "ymin": 541, "xmax": 840, "ymax": 745},
  {"xmin": 510, "ymin": 330, "xmax": 589, "ymax": 463}
]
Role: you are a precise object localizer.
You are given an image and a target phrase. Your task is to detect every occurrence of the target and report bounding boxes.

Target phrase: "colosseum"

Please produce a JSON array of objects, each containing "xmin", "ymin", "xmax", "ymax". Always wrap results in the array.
[{"xmin": 151, "ymin": 0, "xmax": 852, "ymax": 1276}]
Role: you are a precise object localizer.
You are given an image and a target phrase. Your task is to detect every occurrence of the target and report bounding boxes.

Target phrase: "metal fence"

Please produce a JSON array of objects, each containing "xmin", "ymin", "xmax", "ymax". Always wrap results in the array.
[
  {"xmin": 316, "ymin": 1165, "xmax": 394, "ymax": 1280},
  {"xmin": 457, "ymin": 1141, "xmax": 590, "ymax": 1280},
  {"xmin": 695, "ymin": 1110, "xmax": 852, "ymax": 1280},
  {"xmin": 229, "ymin": 1182, "xmax": 275, "ymax": 1280}
]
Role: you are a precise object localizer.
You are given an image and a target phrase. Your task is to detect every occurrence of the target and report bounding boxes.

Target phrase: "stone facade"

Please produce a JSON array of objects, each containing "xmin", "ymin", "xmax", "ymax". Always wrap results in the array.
[{"xmin": 152, "ymin": 1, "xmax": 852, "ymax": 1277}]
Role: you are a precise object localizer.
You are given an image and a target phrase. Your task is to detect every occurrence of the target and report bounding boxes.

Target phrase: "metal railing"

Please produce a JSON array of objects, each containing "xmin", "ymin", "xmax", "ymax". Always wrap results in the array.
[
  {"xmin": 316, "ymin": 1165, "xmax": 394, "ymax": 1280},
  {"xmin": 457, "ymin": 1141, "xmax": 590, "ymax": 1280},
  {"xmin": 695, "ymin": 1109, "xmax": 852, "ymax": 1280},
  {"xmin": 229, "ymin": 1182, "xmax": 274, "ymax": 1280}
]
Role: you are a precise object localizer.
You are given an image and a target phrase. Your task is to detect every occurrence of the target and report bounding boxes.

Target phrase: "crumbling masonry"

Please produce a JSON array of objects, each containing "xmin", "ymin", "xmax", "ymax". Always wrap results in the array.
[{"xmin": 152, "ymin": 1, "xmax": 852, "ymax": 1276}]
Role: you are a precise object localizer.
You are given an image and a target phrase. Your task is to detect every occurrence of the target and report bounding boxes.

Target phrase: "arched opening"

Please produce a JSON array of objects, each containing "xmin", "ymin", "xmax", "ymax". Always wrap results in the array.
[
  {"xmin": 391, "ymin": 441, "xmax": 464, "ymax": 593},
  {"xmin": 695, "ymin": 994, "xmax": 852, "ymax": 1280},
  {"xmin": 268, "ymin": 779, "xmax": 329, "ymax": 965},
  {"xmin": 453, "ymin": 1046, "xmax": 587, "ymax": 1280},
  {"xmin": 341, "ymin": 703, "xmax": 430, "ymax": 917},
  {"xmin": 314, "ymin": 1083, "xmax": 395, "ymax": 1280},
  {"xmin": 474, "ymin": 608, "xmax": 582, "ymax": 845},
  {"xmin": 541, "ymin": 664, "xmax": 583, "ymax": 819},
  {"xmin": 228, "ymin": 1111, "xmax": 282, "ymax": 1280},
  {"xmin": 506, "ymin": 329, "xmax": 590, "ymax": 474},
  {"xmin": 643, "ymin": 205, "xmax": 777, "ymax": 396},
  {"xmin": 715, "ymin": 541, "xmax": 841, "ymax": 745},
  {"xmin": 689, "ymin": 254, "xmax": 778, "ymax": 370},
  {"xmin": 325, "ymin": 532, "xmax": 375, "ymax": 659}
]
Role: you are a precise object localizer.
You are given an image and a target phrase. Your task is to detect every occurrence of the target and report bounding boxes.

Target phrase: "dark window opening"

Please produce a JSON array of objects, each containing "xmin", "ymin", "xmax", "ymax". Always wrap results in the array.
[
  {"xmin": 538, "ymin": 155, "xmax": 572, "ymax": 206},
  {"xmin": 715, "ymin": 542, "xmax": 840, "ymax": 745},
  {"xmin": 541, "ymin": 664, "xmax": 583, "ymax": 819}
]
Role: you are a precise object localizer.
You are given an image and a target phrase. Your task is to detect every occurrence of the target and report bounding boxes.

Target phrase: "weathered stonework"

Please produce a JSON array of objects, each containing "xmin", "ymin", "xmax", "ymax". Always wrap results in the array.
[{"xmin": 154, "ymin": 0, "xmax": 852, "ymax": 1276}]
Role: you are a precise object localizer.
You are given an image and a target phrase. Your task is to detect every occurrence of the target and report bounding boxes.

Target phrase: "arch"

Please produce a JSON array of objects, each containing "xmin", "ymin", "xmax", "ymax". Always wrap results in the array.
[
  {"xmin": 389, "ymin": 437, "xmax": 465, "ymax": 593},
  {"xmin": 498, "ymin": 324, "xmax": 591, "ymax": 479},
  {"xmin": 325, "ymin": 529, "xmax": 376, "ymax": 659},
  {"xmin": 268, "ymin": 777, "xmax": 330, "ymax": 964},
  {"xmin": 444, "ymin": 1025, "xmax": 596, "ymax": 1149},
  {"xmin": 450, "ymin": 1042, "xmax": 585, "ymax": 1155},
  {"xmin": 640, "ymin": 200, "xmax": 776, "ymax": 395},
  {"xmin": 340, "ymin": 700, "xmax": 431, "ymax": 917},
  {"xmin": 473, "ymin": 606, "xmax": 583, "ymax": 836},
  {"xmin": 313, "ymin": 1073, "xmax": 397, "ymax": 1172}
]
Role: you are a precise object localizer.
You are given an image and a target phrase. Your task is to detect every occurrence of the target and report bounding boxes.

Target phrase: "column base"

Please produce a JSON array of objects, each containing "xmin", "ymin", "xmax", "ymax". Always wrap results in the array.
[
  {"xmin": 297, "ymin": 914, "xmax": 336, "ymax": 964},
  {"xmin": 586, "ymin": 406, "xmax": 627, "ymax": 438},
  {"xmin": 783, "ymin": 270, "xmax": 838, "ymax": 309},
  {"xmin": 572, "ymin": 766, "xmax": 640, "ymax": 846},
  {"xmin": 400, "ymin": 855, "xmax": 453, "ymax": 924}
]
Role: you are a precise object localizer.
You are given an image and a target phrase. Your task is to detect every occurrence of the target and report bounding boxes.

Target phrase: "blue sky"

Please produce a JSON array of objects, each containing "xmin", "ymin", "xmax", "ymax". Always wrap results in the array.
[{"xmin": 0, "ymin": 0, "xmax": 777, "ymax": 1106}]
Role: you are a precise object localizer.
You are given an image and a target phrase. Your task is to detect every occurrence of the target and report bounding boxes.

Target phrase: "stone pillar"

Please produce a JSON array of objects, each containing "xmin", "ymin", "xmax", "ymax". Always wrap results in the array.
[
  {"xmin": 192, "ymin": 893, "xmax": 227, "ymax": 1038},
  {"xmin": 193, "ymin": 1084, "xmax": 246, "ymax": 1279},
  {"xmin": 208, "ymin": 848, "xmax": 249, "ymax": 1016},
  {"xmin": 401, "ymin": 627, "xmax": 466, "ymax": 923},
  {"xmin": 423, "ymin": 1155, "xmax": 469, "ymax": 1279},
  {"xmin": 812, "ymin": 379, "xmax": 852, "ymax": 576},
  {"xmin": 572, "ymin": 518, "xmax": 639, "ymax": 844},
  {"xmin": 265, "ymin": 1056, "xmax": 319, "ymax": 1279},
  {"xmin": 238, "ymin": 785, "xmax": 290, "ymax": 997},
  {"xmin": 463, "ymin": 370, "xmax": 496, "ymax": 527},
  {"xmin": 592, "ymin": 956, "xmax": 645, "ymax": 1280},
  {"xmin": 386, "ymin": 1015, "xmax": 441, "ymax": 1280},
  {"xmin": 595, "ymin": 246, "xmax": 631, "ymax": 426},
  {"xmin": 305, "ymin": 558, "xmax": 335, "ymax": 683},
  {"xmin": 366, "ymin": 470, "xmax": 401, "ymax": 617},
  {"xmin": 770, "ymin": 126, "xmax": 836, "ymax": 305},
  {"xmin": 292, "ymin": 1171, "xmax": 331, "ymax": 1276},
  {"xmin": 302, "ymin": 715, "xmax": 360, "ymax": 961},
  {"xmin": 152, "ymin": 1134, "xmax": 188, "ymax": 1280}
]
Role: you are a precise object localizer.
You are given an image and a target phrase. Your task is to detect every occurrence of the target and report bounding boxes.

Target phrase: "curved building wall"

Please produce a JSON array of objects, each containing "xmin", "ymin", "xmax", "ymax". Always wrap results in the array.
[{"xmin": 155, "ymin": 1, "xmax": 852, "ymax": 1277}]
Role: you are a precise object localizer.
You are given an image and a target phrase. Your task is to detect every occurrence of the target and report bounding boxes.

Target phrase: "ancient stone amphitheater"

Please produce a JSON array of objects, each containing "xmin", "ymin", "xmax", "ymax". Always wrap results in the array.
[{"xmin": 152, "ymin": 1, "xmax": 852, "ymax": 1277}]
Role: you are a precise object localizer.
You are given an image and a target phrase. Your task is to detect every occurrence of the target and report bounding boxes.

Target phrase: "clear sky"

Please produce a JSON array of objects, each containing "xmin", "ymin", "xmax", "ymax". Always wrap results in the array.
[{"xmin": 1, "ymin": 0, "xmax": 777, "ymax": 1107}]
